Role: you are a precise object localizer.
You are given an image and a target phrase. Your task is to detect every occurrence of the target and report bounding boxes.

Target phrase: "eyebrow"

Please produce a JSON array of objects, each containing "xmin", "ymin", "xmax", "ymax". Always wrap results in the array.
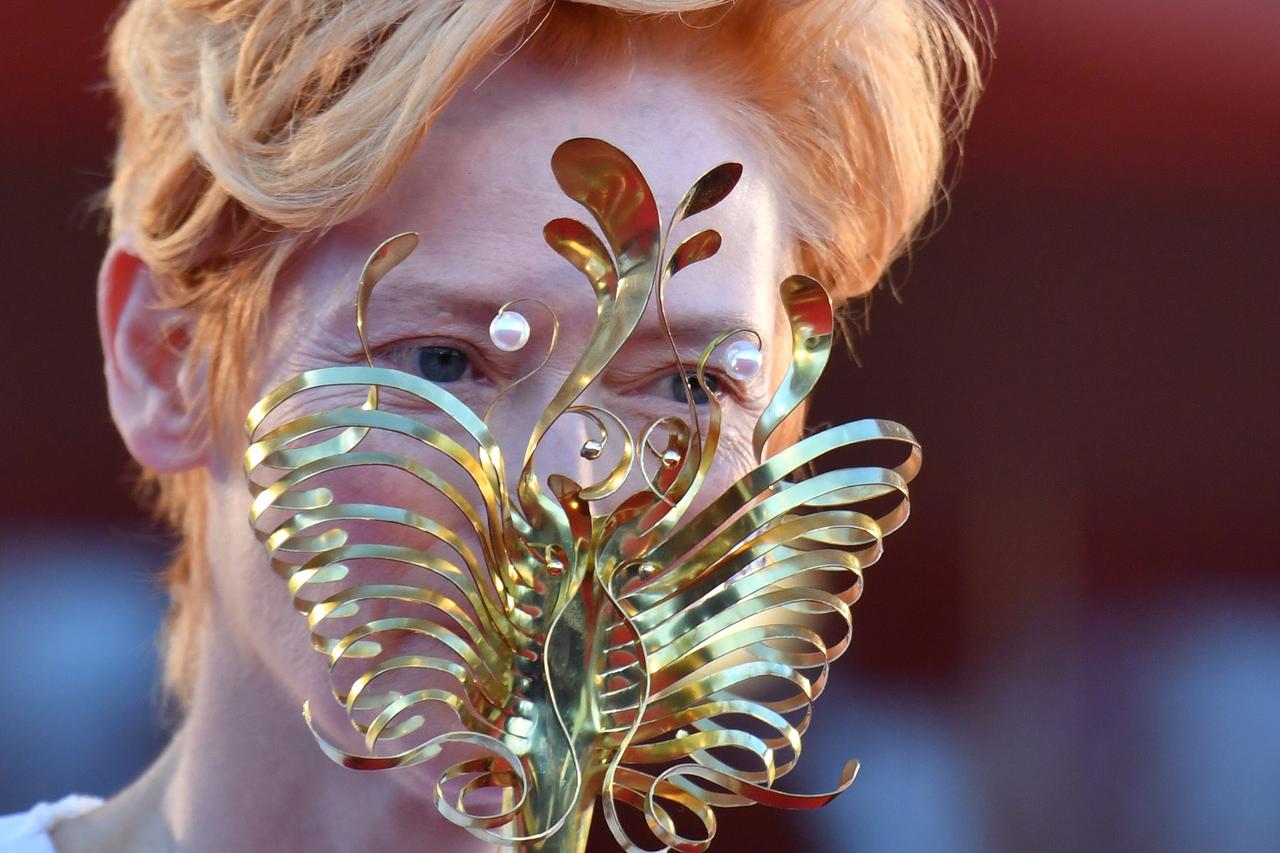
[{"xmin": 369, "ymin": 279, "xmax": 506, "ymax": 320}]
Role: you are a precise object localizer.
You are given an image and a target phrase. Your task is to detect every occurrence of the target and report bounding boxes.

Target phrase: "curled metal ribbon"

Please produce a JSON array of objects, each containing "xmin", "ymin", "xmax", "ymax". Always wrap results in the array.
[{"xmin": 244, "ymin": 138, "xmax": 921, "ymax": 852}]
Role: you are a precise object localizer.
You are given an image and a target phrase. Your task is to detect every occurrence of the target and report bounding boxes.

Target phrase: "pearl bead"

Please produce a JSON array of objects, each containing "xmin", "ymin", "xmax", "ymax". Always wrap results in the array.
[
  {"xmin": 489, "ymin": 310, "xmax": 530, "ymax": 351},
  {"xmin": 723, "ymin": 339, "xmax": 763, "ymax": 380}
]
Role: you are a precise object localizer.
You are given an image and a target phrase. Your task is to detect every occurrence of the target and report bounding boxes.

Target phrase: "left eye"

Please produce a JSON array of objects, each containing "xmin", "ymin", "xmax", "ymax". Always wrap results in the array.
[{"xmin": 665, "ymin": 371, "xmax": 720, "ymax": 405}]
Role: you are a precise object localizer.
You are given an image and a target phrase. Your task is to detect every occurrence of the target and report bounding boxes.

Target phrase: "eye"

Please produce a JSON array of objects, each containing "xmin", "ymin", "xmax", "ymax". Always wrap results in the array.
[
  {"xmin": 668, "ymin": 371, "xmax": 720, "ymax": 406},
  {"xmin": 415, "ymin": 346, "xmax": 470, "ymax": 383}
]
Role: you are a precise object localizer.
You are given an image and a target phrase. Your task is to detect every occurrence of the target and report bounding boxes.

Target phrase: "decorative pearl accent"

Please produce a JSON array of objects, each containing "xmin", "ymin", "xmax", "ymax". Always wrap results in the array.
[
  {"xmin": 723, "ymin": 339, "xmax": 763, "ymax": 381},
  {"xmin": 580, "ymin": 439, "xmax": 603, "ymax": 460},
  {"xmin": 489, "ymin": 310, "xmax": 530, "ymax": 351}
]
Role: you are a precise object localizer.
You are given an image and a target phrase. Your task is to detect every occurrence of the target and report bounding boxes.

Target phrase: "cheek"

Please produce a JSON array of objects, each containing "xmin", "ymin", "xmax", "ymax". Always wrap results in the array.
[{"xmin": 204, "ymin": 471, "xmax": 326, "ymax": 702}]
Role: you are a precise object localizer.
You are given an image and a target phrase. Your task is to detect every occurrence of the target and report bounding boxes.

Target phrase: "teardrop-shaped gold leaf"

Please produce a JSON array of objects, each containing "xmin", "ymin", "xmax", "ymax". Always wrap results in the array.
[
  {"xmin": 544, "ymin": 217, "xmax": 619, "ymax": 300},
  {"xmin": 672, "ymin": 162, "xmax": 743, "ymax": 225},
  {"xmin": 666, "ymin": 229, "xmax": 722, "ymax": 278}
]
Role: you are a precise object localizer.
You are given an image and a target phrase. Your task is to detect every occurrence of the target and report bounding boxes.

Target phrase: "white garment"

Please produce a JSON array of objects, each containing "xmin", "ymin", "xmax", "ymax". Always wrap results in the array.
[{"xmin": 0, "ymin": 796, "xmax": 103, "ymax": 852}]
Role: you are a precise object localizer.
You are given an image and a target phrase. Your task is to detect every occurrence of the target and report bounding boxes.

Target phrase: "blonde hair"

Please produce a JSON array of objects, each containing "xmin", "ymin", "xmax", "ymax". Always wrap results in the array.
[{"xmin": 105, "ymin": 0, "xmax": 986, "ymax": 702}]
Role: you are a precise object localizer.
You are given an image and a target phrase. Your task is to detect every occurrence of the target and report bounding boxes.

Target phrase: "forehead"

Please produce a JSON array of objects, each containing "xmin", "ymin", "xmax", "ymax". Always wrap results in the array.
[{"xmin": 315, "ymin": 53, "xmax": 790, "ymax": 334}]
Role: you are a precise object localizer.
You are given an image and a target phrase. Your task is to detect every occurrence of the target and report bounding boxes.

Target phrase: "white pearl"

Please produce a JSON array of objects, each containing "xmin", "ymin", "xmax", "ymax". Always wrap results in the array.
[
  {"xmin": 723, "ymin": 339, "xmax": 763, "ymax": 381},
  {"xmin": 489, "ymin": 310, "xmax": 530, "ymax": 351}
]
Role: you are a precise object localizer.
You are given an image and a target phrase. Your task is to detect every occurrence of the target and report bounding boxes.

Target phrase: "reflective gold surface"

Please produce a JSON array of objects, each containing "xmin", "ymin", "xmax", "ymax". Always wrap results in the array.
[{"xmin": 244, "ymin": 138, "xmax": 920, "ymax": 851}]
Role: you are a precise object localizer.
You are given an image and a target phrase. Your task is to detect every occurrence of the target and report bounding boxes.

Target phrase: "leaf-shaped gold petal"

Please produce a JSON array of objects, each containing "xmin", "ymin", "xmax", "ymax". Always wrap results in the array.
[
  {"xmin": 666, "ymin": 228, "xmax": 722, "ymax": 278},
  {"xmin": 543, "ymin": 217, "xmax": 618, "ymax": 302},
  {"xmin": 672, "ymin": 161, "xmax": 743, "ymax": 225}
]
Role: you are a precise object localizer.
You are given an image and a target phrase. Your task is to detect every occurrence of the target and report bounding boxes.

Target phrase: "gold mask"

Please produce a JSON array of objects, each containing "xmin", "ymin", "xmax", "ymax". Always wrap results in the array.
[{"xmin": 244, "ymin": 137, "xmax": 920, "ymax": 852}]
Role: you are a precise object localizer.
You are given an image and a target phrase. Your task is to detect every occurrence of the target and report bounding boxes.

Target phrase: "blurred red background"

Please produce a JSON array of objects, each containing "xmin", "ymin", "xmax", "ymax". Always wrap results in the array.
[{"xmin": 2, "ymin": 2, "xmax": 1277, "ymax": 851}]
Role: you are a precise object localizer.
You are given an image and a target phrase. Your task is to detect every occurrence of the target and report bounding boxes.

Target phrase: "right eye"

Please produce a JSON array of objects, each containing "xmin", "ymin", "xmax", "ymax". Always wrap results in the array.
[{"xmin": 415, "ymin": 346, "xmax": 470, "ymax": 383}]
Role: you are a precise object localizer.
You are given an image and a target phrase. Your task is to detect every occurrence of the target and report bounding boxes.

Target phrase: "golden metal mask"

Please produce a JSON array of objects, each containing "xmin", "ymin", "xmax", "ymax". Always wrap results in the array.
[{"xmin": 244, "ymin": 137, "xmax": 920, "ymax": 852}]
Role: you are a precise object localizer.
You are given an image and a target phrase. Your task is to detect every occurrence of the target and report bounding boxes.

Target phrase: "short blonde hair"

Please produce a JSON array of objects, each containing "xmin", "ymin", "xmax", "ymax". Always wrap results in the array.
[{"xmin": 105, "ymin": 0, "xmax": 985, "ymax": 702}]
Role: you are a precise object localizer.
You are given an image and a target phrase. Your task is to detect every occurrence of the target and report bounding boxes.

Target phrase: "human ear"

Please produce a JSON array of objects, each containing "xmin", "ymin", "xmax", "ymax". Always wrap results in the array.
[{"xmin": 99, "ymin": 234, "xmax": 207, "ymax": 472}]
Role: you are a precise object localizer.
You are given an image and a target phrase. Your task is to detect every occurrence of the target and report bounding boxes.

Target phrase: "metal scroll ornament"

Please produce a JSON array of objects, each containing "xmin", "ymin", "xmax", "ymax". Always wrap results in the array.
[{"xmin": 244, "ymin": 138, "xmax": 920, "ymax": 852}]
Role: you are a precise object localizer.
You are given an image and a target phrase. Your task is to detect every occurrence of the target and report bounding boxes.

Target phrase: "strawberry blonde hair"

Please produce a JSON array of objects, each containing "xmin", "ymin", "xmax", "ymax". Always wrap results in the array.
[{"xmin": 105, "ymin": 0, "xmax": 985, "ymax": 702}]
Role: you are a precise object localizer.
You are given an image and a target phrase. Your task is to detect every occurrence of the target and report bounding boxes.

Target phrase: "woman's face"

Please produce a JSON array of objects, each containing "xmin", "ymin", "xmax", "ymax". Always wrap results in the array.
[{"xmin": 202, "ymin": 53, "xmax": 798, "ymax": 788}]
